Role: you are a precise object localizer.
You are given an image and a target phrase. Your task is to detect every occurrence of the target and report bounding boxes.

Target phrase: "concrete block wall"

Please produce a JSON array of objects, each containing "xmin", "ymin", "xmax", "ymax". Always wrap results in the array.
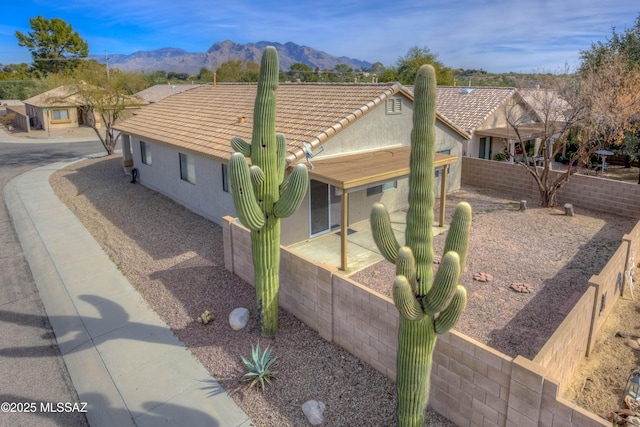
[
  {"xmin": 462, "ymin": 157, "xmax": 640, "ymax": 218},
  {"xmin": 532, "ymin": 287, "xmax": 595, "ymax": 391},
  {"xmin": 222, "ymin": 213, "xmax": 624, "ymax": 426},
  {"xmin": 430, "ymin": 331, "xmax": 513, "ymax": 427},
  {"xmin": 332, "ymin": 274, "xmax": 399, "ymax": 380}
]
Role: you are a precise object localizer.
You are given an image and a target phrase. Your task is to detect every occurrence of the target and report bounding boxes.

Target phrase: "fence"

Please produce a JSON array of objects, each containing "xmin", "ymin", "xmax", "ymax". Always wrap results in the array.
[
  {"xmin": 460, "ymin": 157, "xmax": 640, "ymax": 218},
  {"xmin": 223, "ymin": 205, "xmax": 640, "ymax": 426}
]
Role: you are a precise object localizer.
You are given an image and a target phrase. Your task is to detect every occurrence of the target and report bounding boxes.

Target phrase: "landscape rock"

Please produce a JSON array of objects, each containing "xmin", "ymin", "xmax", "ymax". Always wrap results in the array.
[
  {"xmin": 302, "ymin": 400, "xmax": 326, "ymax": 425},
  {"xmin": 473, "ymin": 272, "xmax": 493, "ymax": 282},
  {"xmin": 509, "ymin": 282, "xmax": 534, "ymax": 293},
  {"xmin": 229, "ymin": 307, "xmax": 249, "ymax": 330}
]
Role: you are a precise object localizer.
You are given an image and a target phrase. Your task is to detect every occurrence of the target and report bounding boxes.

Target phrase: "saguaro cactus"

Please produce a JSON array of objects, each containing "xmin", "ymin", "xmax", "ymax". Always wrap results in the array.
[
  {"xmin": 370, "ymin": 65, "xmax": 472, "ymax": 426},
  {"xmin": 229, "ymin": 46, "xmax": 308, "ymax": 337}
]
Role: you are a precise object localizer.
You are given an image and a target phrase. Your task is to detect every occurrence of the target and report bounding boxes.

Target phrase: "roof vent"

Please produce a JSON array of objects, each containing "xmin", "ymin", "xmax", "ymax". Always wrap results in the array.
[{"xmin": 459, "ymin": 88, "xmax": 473, "ymax": 94}]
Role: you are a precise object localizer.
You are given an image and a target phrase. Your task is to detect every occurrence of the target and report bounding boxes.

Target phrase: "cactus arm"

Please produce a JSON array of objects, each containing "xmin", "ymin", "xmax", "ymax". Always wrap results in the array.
[
  {"xmin": 231, "ymin": 136, "xmax": 251, "ymax": 157},
  {"xmin": 395, "ymin": 247, "xmax": 418, "ymax": 293},
  {"xmin": 276, "ymin": 133, "xmax": 286, "ymax": 182},
  {"xmin": 393, "ymin": 275, "xmax": 425, "ymax": 321},
  {"xmin": 422, "ymin": 252, "xmax": 460, "ymax": 316},
  {"xmin": 229, "ymin": 153, "xmax": 265, "ymax": 231},
  {"xmin": 249, "ymin": 165, "xmax": 265, "ymax": 188},
  {"xmin": 434, "ymin": 286, "xmax": 467, "ymax": 334},
  {"xmin": 443, "ymin": 202, "xmax": 472, "ymax": 271},
  {"xmin": 371, "ymin": 203, "xmax": 400, "ymax": 263},
  {"xmin": 273, "ymin": 164, "xmax": 308, "ymax": 218}
]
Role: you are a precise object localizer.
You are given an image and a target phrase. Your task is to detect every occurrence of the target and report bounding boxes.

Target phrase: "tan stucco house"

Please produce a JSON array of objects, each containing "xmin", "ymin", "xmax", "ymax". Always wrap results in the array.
[
  {"xmin": 406, "ymin": 86, "xmax": 546, "ymax": 162},
  {"xmin": 21, "ymin": 85, "xmax": 99, "ymax": 132},
  {"xmin": 114, "ymin": 82, "xmax": 470, "ymax": 253}
]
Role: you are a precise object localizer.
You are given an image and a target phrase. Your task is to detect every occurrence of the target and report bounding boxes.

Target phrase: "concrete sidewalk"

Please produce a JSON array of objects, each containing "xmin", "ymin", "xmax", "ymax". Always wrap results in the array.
[{"xmin": 4, "ymin": 159, "xmax": 253, "ymax": 427}]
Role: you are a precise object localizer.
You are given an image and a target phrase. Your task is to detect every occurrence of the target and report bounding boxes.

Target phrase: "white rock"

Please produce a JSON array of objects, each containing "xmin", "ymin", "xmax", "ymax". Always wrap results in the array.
[
  {"xmin": 229, "ymin": 307, "xmax": 249, "ymax": 330},
  {"xmin": 302, "ymin": 400, "xmax": 326, "ymax": 425}
]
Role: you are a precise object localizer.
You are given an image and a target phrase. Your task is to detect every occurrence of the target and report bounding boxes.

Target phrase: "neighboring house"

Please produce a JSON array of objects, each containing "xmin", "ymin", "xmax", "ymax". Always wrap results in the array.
[
  {"xmin": 407, "ymin": 86, "xmax": 544, "ymax": 162},
  {"xmin": 114, "ymin": 82, "xmax": 469, "ymax": 248},
  {"xmin": 135, "ymin": 83, "xmax": 201, "ymax": 103},
  {"xmin": 20, "ymin": 85, "xmax": 147, "ymax": 133},
  {"xmin": 22, "ymin": 85, "xmax": 99, "ymax": 132}
]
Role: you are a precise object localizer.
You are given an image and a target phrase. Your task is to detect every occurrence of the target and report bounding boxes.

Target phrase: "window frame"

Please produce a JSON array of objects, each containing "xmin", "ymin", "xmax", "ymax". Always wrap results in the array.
[
  {"xmin": 140, "ymin": 140, "xmax": 152, "ymax": 165},
  {"xmin": 179, "ymin": 152, "xmax": 196, "ymax": 184},
  {"xmin": 51, "ymin": 108, "xmax": 71, "ymax": 123}
]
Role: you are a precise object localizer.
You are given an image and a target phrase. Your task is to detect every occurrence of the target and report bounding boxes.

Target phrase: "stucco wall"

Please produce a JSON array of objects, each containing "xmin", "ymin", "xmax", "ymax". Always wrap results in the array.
[
  {"xmin": 130, "ymin": 136, "xmax": 237, "ymax": 225},
  {"xmin": 123, "ymin": 92, "xmax": 464, "ymax": 245}
]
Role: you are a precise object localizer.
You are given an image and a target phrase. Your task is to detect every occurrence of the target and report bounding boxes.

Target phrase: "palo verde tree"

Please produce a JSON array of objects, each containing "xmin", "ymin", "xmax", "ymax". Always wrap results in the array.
[
  {"xmin": 228, "ymin": 47, "xmax": 308, "ymax": 337},
  {"xmin": 371, "ymin": 64, "xmax": 472, "ymax": 426},
  {"xmin": 16, "ymin": 16, "xmax": 88, "ymax": 75},
  {"xmin": 49, "ymin": 60, "xmax": 146, "ymax": 154}
]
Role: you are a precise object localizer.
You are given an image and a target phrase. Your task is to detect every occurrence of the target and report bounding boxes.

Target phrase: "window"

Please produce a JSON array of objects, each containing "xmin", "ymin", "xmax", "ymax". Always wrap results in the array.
[
  {"xmin": 222, "ymin": 164, "xmax": 230, "ymax": 193},
  {"xmin": 386, "ymin": 98, "xmax": 402, "ymax": 115},
  {"xmin": 51, "ymin": 109, "xmax": 70, "ymax": 122},
  {"xmin": 367, "ymin": 180, "xmax": 397, "ymax": 196},
  {"xmin": 140, "ymin": 141, "xmax": 152, "ymax": 165},
  {"xmin": 180, "ymin": 153, "xmax": 196, "ymax": 184}
]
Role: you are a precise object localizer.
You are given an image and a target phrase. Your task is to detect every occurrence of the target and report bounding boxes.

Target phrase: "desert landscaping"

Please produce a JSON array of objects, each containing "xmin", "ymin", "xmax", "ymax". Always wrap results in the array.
[{"xmin": 50, "ymin": 155, "xmax": 640, "ymax": 425}]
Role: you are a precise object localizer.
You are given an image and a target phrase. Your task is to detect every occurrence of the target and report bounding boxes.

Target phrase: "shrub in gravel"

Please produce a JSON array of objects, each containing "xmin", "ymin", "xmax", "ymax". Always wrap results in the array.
[
  {"xmin": 371, "ymin": 64, "xmax": 472, "ymax": 427},
  {"xmin": 241, "ymin": 343, "xmax": 278, "ymax": 391}
]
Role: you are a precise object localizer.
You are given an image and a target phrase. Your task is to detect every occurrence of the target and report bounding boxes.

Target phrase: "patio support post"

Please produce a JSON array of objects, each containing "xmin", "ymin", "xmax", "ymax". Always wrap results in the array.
[
  {"xmin": 439, "ymin": 167, "xmax": 447, "ymax": 227},
  {"xmin": 121, "ymin": 134, "xmax": 133, "ymax": 174},
  {"xmin": 340, "ymin": 189, "xmax": 349, "ymax": 271}
]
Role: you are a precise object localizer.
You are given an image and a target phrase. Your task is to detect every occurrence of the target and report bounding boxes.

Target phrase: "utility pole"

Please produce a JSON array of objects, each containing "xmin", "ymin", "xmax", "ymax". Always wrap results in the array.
[{"xmin": 105, "ymin": 50, "xmax": 110, "ymax": 79}]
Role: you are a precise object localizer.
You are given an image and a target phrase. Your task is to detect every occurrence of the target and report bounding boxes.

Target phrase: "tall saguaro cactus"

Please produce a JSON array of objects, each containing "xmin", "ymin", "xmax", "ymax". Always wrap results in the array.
[
  {"xmin": 370, "ymin": 65, "xmax": 472, "ymax": 426},
  {"xmin": 229, "ymin": 47, "xmax": 308, "ymax": 337}
]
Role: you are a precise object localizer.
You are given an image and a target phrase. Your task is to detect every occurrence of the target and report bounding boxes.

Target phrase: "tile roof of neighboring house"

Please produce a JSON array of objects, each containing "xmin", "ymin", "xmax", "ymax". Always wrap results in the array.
[
  {"xmin": 518, "ymin": 89, "xmax": 572, "ymax": 123},
  {"xmin": 406, "ymin": 86, "xmax": 519, "ymax": 135},
  {"xmin": 135, "ymin": 84, "xmax": 201, "ymax": 103},
  {"xmin": 115, "ymin": 82, "xmax": 469, "ymax": 165},
  {"xmin": 23, "ymin": 85, "xmax": 147, "ymax": 109},
  {"xmin": 23, "ymin": 85, "xmax": 81, "ymax": 107}
]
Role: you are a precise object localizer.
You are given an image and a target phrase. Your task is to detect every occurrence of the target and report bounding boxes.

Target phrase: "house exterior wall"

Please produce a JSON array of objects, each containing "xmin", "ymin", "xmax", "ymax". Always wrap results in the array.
[
  {"xmin": 130, "ymin": 136, "xmax": 237, "ymax": 225},
  {"xmin": 124, "ymin": 94, "xmax": 464, "ymax": 246},
  {"xmin": 281, "ymin": 96, "xmax": 464, "ymax": 245}
]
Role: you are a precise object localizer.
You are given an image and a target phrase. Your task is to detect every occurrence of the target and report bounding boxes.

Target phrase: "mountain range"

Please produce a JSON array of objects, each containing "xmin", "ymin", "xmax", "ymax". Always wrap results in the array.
[{"xmin": 92, "ymin": 40, "xmax": 373, "ymax": 74}]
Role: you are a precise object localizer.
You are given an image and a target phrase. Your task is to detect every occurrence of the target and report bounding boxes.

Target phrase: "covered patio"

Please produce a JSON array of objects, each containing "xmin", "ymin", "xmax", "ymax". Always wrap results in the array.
[
  {"xmin": 476, "ymin": 123, "xmax": 547, "ymax": 164},
  {"xmin": 289, "ymin": 146, "xmax": 458, "ymax": 273}
]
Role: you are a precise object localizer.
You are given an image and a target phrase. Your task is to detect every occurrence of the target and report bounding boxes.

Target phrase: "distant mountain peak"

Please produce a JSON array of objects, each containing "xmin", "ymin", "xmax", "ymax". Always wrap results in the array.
[{"xmin": 92, "ymin": 40, "xmax": 372, "ymax": 74}]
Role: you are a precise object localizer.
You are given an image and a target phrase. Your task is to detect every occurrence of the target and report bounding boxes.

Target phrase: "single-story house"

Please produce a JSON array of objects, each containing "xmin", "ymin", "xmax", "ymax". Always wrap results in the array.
[
  {"xmin": 21, "ymin": 85, "xmax": 146, "ymax": 133},
  {"xmin": 21, "ymin": 85, "xmax": 98, "ymax": 132},
  {"xmin": 113, "ymin": 82, "xmax": 470, "ymax": 250},
  {"xmin": 407, "ymin": 86, "xmax": 546, "ymax": 162}
]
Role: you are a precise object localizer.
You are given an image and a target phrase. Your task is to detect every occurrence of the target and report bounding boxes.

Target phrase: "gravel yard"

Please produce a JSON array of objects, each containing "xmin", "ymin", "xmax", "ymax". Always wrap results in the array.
[
  {"xmin": 49, "ymin": 155, "xmax": 453, "ymax": 427},
  {"xmin": 50, "ymin": 154, "xmax": 637, "ymax": 425}
]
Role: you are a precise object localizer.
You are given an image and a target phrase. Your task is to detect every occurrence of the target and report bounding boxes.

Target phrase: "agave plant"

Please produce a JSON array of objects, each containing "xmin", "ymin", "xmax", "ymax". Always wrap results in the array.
[{"xmin": 241, "ymin": 343, "xmax": 278, "ymax": 391}]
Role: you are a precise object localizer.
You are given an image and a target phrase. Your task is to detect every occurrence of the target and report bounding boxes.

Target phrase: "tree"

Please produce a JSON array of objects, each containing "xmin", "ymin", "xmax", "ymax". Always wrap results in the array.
[
  {"xmin": 51, "ymin": 61, "xmax": 146, "ymax": 154},
  {"xmin": 195, "ymin": 67, "xmax": 215, "ymax": 83},
  {"xmin": 215, "ymin": 59, "xmax": 259, "ymax": 82},
  {"xmin": 15, "ymin": 16, "xmax": 88, "ymax": 75},
  {"xmin": 167, "ymin": 71, "xmax": 189, "ymax": 81},
  {"xmin": 396, "ymin": 46, "xmax": 454, "ymax": 85},
  {"xmin": 506, "ymin": 55, "xmax": 640, "ymax": 206},
  {"xmin": 287, "ymin": 62, "xmax": 315, "ymax": 82},
  {"xmin": 505, "ymin": 74, "xmax": 585, "ymax": 207}
]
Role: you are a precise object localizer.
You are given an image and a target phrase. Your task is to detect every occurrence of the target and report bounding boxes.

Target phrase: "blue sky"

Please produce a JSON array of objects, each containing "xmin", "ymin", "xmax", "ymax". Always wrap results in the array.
[{"xmin": 1, "ymin": 1, "xmax": 637, "ymax": 73}]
